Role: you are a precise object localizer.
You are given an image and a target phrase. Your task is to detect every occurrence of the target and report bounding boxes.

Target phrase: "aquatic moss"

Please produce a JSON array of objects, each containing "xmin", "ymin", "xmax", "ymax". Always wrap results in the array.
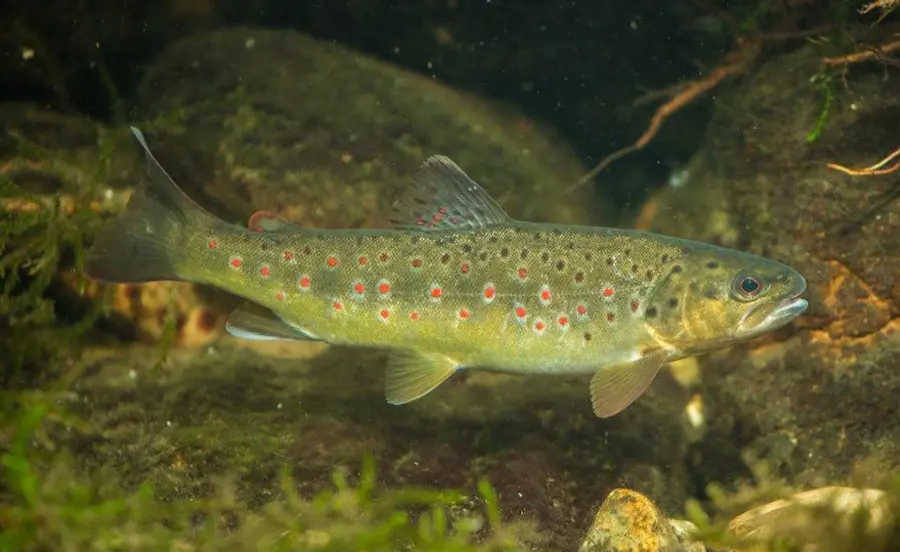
[{"xmin": 0, "ymin": 392, "xmax": 540, "ymax": 552}]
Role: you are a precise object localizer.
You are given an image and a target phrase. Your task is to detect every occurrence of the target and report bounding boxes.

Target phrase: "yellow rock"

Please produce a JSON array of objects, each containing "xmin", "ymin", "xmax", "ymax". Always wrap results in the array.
[{"xmin": 580, "ymin": 488, "xmax": 704, "ymax": 552}]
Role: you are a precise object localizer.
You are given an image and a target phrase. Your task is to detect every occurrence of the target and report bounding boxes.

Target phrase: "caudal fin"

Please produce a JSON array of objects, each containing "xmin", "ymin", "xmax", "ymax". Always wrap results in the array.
[{"xmin": 84, "ymin": 127, "xmax": 212, "ymax": 283}]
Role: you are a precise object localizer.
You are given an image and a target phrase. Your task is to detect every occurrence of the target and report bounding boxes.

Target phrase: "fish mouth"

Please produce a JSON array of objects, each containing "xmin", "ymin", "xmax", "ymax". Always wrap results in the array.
[{"xmin": 736, "ymin": 278, "xmax": 808, "ymax": 339}]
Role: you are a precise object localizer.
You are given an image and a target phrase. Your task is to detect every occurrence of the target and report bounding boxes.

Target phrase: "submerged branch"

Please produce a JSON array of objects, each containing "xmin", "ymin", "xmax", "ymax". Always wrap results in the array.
[
  {"xmin": 823, "ymin": 39, "xmax": 900, "ymax": 66},
  {"xmin": 827, "ymin": 146, "xmax": 900, "ymax": 176}
]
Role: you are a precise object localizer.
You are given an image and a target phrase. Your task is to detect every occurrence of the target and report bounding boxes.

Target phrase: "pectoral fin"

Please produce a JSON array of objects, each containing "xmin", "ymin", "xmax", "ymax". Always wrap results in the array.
[
  {"xmin": 589, "ymin": 349, "xmax": 668, "ymax": 418},
  {"xmin": 225, "ymin": 302, "xmax": 320, "ymax": 341},
  {"xmin": 385, "ymin": 349, "xmax": 459, "ymax": 405}
]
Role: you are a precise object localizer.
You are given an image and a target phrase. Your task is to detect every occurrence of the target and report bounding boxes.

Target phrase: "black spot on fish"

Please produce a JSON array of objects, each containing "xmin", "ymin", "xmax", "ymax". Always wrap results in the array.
[
  {"xmin": 462, "ymin": 244, "xmax": 473, "ymax": 254},
  {"xmin": 556, "ymin": 259, "xmax": 566, "ymax": 271},
  {"xmin": 584, "ymin": 332, "xmax": 592, "ymax": 341},
  {"xmin": 623, "ymin": 249, "xmax": 631, "ymax": 256},
  {"xmin": 672, "ymin": 265, "xmax": 683, "ymax": 274},
  {"xmin": 440, "ymin": 253, "xmax": 451, "ymax": 264},
  {"xmin": 668, "ymin": 297, "xmax": 679, "ymax": 308},
  {"xmin": 645, "ymin": 270, "xmax": 654, "ymax": 280},
  {"xmin": 574, "ymin": 271, "xmax": 585, "ymax": 283},
  {"xmin": 489, "ymin": 236, "xmax": 498, "ymax": 243},
  {"xmin": 631, "ymin": 264, "xmax": 639, "ymax": 274},
  {"xmin": 689, "ymin": 281, "xmax": 699, "ymax": 292},
  {"xmin": 704, "ymin": 288, "xmax": 718, "ymax": 299},
  {"xmin": 585, "ymin": 252, "xmax": 593, "ymax": 261},
  {"xmin": 566, "ymin": 241, "xmax": 575, "ymax": 250},
  {"xmin": 411, "ymin": 236, "xmax": 421, "ymax": 244},
  {"xmin": 479, "ymin": 251, "xmax": 488, "ymax": 261},
  {"xmin": 303, "ymin": 246, "xmax": 312, "ymax": 255},
  {"xmin": 534, "ymin": 232, "xmax": 542, "ymax": 240},
  {"xmin": 541, "ymin": 252, "xmax": 550, "ymax": 263},
  {"xmin": 550, "ymin": 228, "xmax": 563, "ymax": 235},
  {"xmin": 706, "ymin": 261, "xmax": 719, "ymax": 269},
  {"xmin": 661, "ymin": 254, "xmax": 669, "ymax": 263},
  {"xmin": 500, "ymin": 247, "xmax": 509, "ymax": 258},
  {"xmin": 606, "ymin": 312, "xmax": 615, "ymax": 322},
  {"xmin": 646, "ymin": 306, "xmax": 658, "ymax": 318},
  {"xmin": 260, "ymin": 241, "xmax": 268, "ymax": 251},
  {"xmin": 606, "ymin": 258, "xmax": 614, "ymax": 266},
  {"xmin": 521, "ymin": 248, "xmax": 529, "ymax": 259}
]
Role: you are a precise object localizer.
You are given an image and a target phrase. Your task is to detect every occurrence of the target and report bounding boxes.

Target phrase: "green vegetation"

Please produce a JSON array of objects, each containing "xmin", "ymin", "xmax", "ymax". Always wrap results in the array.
[{"xmin": 0, "ymin": 393, "xmax": 538, "ymax": 552}]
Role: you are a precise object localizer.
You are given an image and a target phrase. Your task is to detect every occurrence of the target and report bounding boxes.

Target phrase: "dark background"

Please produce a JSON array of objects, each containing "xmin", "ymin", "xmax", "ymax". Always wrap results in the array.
[{"xmin": 0, "ymin": 0, "xmax": 857, "ymax": 211}]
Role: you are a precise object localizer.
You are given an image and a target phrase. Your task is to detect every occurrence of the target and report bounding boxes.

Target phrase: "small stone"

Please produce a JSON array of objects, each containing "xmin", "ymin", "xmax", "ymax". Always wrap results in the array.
[{"xmin": 580, "ymin": 488, "xmax": 702, "ymax": 552}]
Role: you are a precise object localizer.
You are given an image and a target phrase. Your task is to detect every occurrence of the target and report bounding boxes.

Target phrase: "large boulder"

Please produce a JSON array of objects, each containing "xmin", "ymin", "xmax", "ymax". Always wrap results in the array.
[{"xmin": 639, "ymin": 43, "xmax": 900, "ymax": 487}]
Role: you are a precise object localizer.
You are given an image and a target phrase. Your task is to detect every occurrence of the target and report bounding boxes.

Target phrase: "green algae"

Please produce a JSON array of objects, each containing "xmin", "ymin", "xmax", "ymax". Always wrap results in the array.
[{"xmin": 0, "ymin": 391, "xmax": 540, "ymax": 552}]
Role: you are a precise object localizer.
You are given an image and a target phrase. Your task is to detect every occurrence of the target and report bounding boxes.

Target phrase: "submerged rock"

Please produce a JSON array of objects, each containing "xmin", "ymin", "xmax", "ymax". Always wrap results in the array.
[
  {"xmin": 637, "ymin": 43, "xmax": 900, "ymax": 488},
  {"xmin": 579, "ymin": 488, "xmax": 703, "ymax": 552},
  {"xmin": 136, "ymin": 27, "xmax": 602, "ymax": 229},
  {"xmin": 724, "ymin": 486, "xmax": 895, "ymax": 551}
]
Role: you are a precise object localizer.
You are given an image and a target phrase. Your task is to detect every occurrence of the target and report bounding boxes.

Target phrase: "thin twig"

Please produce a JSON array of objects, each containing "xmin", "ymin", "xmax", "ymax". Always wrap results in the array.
[
  {"xmin": 826, "ymin": 146, "xmax": 900, "ymax": 176},
  {"xmin": 823, "ymin": 39, "xmax": 900, "ymax": 65},
  {"xmin": 566, "ymin": 47, "xmax": 754, "ymax": 193}
]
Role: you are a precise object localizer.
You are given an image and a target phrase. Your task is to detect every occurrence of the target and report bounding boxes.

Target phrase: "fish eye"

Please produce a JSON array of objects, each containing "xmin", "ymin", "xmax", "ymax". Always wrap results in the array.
[{"xmin": 732, "ymin": 274, "xmax": 763, "ymax": 300}]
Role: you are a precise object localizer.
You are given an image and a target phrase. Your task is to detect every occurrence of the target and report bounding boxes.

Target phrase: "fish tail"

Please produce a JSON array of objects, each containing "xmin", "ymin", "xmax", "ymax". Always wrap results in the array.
[{"xmin": 84, "ymin": 127, "xmax": 213, "ymax": 283}]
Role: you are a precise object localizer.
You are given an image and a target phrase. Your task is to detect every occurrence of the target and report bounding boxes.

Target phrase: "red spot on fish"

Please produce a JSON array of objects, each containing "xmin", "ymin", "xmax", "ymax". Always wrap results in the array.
[
  {"xmin": 230, "ymin": 256, "xmax": 243, "ymax": 269},
  {"xmin": 416, "ymin": 218, "xmax": 426, "ymax": 226},
  {"xmin": 430, "ymin": 285, "xmax": 443, "ymax": 300},
  {"xmin": 208, "ymin": 239, "xmax": 218, "ymax": 249},
  {"xmin": 576, "ymin": 304, "xmax": 588, "ymax": 316},
  {"xmin": 380, "ymin": 308, "xmax": 391, "ymax": 320},
  {"xmin": 298, "ymin": 275, "xmax": 311, "ymax": 290},
  {"xmin": 460, "ymin": 263, "xmax": 471, "ymax": 275},
  {"xmin": 327, "ymin": 256, "xmax": 339, "ymax": 268},
  {"xmin": 283, "ymin": 250, "xmax": 294, "ymax": 261},
  {"xmin": 539, "ymin": 287, "xmax": 552, "ymax": 304},
  {"xmin": 433, "ymin": 213, "xmax": 443, "ymax": 222},
  {"xmin": 534, "ymin": 319, "xmax": 547, "ymax": 333},
  {"xmin": 411, "ymin": 258, "xmax": 423, "ymax": 269},
  {"xmin": 353, "ymin": 282, "xmax": 365, "ymax": 295},
  {"xmin": 333, "ymin": 300, "xmax": 344, "ymax": 311},
  {"xmin": 458, "ymin": 308, "xmax": 470, "ymax": 320},
  {"xmin": 515, "ymin": 306, "xmax": 527, "ymax": 318},
  {"xmin": 517, "ymin": 267, "xmax": 528, "ymax": 280},
  {"xmin": 379, "ymin": 253, "xmax": 389, "ymax": 262},
  {"xmin": 358, "ymin": 255, "xmax": 369, "ymax": 266},
  {"xmin": 409, "ymin": 311, "xmax": 420, "ymax": 321},
  {"xmin": 276, "ymin": 290, "xmax": 285, "ymax": 301},
  {"xmin": 558, "ymin": 315, "xmax": 569, "ymax": 327},
  {"xmin": 260, "ymin": 265, "xmax": 271, "ymax": 278},
  {"xmin": 378, "ymin": 280, "xmax": 391, "ymax": 294},
  {"xmin": 604, "ymin": 287, "xmax": 614, "ymax": 297},
  {"xmin": 631, "ymin": 299, "xmax": 640, "ymax": 312},
  {"xmin": 483, "ymin": 284, "xmax": 496, "ymax": 302}
]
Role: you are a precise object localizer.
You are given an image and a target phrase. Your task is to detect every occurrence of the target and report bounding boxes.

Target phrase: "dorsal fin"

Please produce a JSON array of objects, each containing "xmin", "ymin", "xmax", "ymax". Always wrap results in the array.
[
  {"xmin": 389, "ymin": 155, "xmax": 513, "ymax": 231},
  {"xmin": 247, "ymin": 210, "xmax": 306, "ymax": 233}
]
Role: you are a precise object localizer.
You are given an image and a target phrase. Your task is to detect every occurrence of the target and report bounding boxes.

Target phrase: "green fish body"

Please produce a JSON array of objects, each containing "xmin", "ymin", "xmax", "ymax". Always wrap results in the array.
[{"xmin": 85, "ymin": 128, "xmax": 808, "ymax": 417}]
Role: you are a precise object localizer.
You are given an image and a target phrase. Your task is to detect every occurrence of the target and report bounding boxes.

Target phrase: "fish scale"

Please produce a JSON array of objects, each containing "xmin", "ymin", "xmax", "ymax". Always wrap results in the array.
[{"xmin": 85, "ymin": 127, "xmax": 808, "ymax": 418}]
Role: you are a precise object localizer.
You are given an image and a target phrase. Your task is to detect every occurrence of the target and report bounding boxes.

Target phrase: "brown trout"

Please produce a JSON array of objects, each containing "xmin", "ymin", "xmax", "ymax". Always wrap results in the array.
[{"xmin": 85, "ymin": 127, "xmax": 808, "ymax": 418}]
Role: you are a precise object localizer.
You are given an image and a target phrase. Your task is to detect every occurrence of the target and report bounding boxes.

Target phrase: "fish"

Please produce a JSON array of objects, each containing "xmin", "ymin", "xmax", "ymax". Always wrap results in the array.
[{"xmin": 84, "ymin": 127, "xmax": 809, "ymax": 418}]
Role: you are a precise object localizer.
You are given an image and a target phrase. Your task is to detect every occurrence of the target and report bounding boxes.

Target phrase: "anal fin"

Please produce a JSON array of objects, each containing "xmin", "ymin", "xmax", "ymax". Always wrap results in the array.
[
  {"xmin": 589, "ymin": 349, "xmax": 668, "ymax": 418},
  {"xmin": 225, "ymin": 302, "xmax": 320, "ymax": 341},
  {"xmin": 385, "ymin": 349, "xmax": 459, "ymax": 405}
]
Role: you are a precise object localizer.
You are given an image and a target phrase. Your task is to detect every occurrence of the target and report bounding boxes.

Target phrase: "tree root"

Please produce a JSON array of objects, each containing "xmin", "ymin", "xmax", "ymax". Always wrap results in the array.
[{"xmin": 827, "ymin": 146, "xmax": 900, "ymax": 176}]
